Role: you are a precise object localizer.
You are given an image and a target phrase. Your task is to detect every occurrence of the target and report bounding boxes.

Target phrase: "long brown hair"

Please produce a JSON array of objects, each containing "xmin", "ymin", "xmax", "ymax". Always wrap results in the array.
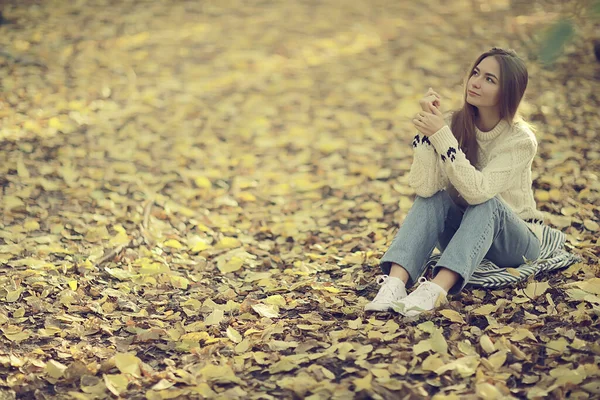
[{"xmin": 451, "ymin": 47, "xmax": 529, "ymax": 166}]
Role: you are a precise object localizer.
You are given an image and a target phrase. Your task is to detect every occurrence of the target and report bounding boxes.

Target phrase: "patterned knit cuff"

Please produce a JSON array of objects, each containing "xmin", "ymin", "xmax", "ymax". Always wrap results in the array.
[
  {"xmin": 412, "ymin": 133, "xmax": 433, "ymax": 149},
  {"xmin": 429, "ymin": 126, "xmax": 460, "ymax": 162}
]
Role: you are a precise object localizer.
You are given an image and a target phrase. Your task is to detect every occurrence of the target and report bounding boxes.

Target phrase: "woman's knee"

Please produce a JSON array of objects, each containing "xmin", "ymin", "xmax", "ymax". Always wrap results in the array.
[
  {"xmin": 464, "ymin": 197, "xmax": 502, "ymax": 216},
  {"xmin": 415, "ymin": 190, "xmax": 449, "ymax": 206}
]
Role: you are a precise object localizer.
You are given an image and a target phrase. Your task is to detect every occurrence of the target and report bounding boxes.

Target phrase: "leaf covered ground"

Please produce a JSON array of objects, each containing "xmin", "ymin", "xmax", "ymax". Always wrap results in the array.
[{"xmin": 0, "ymin": 0, "xmax": 599, "ymax": 399}]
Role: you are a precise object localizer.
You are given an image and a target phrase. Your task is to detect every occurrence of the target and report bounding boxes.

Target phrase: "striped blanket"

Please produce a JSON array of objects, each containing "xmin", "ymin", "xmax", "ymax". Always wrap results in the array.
[{"xmin": 425, "ymin": 225, "xmax": 582, "ymax": 288}]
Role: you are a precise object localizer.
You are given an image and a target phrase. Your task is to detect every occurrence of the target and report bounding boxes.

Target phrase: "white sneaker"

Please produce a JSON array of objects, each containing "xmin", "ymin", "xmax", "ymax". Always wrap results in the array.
[
  {"xmin": 393, "ymin": 277, "xmax": 448, "ymax": 317},
  {"xmin": 364, "ymin": 275, "xmax": 408, "ymax": 312}
]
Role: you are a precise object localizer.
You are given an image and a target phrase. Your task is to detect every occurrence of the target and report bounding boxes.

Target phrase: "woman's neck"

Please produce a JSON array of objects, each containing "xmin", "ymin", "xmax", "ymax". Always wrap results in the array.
[{"xmin": 475, "ymin": 107, "xmax": 501, "ymax": 132}]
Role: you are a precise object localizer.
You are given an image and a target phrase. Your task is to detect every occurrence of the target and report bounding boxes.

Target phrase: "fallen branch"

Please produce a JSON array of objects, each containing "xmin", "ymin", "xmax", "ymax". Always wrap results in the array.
[
  {"xmin": 0, "ymin": 50, "xmax": 47, "ymax": 69},
  {"xmin": 94, "ymin": 200, "xmax": 155, "ymax": 268},
  {"xmin": 93, "ymin": 243, "xmax": 130, "ymax": 268},
  {"xmin": 140, "ymin": 199, "xmax": 155, "ymax": 245}
]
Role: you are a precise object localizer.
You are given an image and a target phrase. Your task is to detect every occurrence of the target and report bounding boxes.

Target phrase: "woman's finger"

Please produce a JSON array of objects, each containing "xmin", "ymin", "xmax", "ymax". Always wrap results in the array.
[{"xmin": 427, "ymin": 88, "xmax": 440, "ymax": 99}]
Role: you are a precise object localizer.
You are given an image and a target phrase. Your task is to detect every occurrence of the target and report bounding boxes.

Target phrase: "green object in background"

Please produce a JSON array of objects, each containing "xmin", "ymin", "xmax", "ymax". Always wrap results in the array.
[
  {"xmin": 538, "ymin": 0, "xmax": 600, "ymax": 66},
  {"xmin": 593, "ymin": 0, "xmax": 600, "ymax": 16},
  {"xmin": 539, "ymin": 19, "xmax": 575, "ymax": 66}
]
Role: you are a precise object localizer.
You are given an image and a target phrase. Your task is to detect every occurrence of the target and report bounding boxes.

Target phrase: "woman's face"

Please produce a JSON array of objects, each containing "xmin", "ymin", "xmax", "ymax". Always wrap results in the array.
[{"xmin": 466, "ymin": 56, "xmax": 501, "ymax": 109}]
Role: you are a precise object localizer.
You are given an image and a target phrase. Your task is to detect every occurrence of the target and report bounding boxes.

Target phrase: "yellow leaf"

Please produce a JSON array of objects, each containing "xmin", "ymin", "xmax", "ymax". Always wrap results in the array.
[
  {"xmin": 196, "ymin": 223, "xmax": 212, "ymax": 232},
  {"xmin": 546, "ymin": 337, "xmax": 569, "ymax": 355},
  {"xmin": 472, "ymin": 304, "xmax": 497, "ymax": 316},
  {"xmin": 548, "ymin": 188, "xmax": 561, "ymax": 201},
  {"xmin": 4, "ymin": 331, "xmax": 30, "ymax": 342},
  {"xmin": 584, "ymin": 219, "xmax": 599, "ymax": 232},
  {"xmin": 313, "ymin": 283, "xmax": 341, "ymax": 293},
  {"xmin": 566, "ymin": 278, "xmax": 600, "ymax": 295},
  {"xmin": 191, "ymin": 383, "xmax": 217, "ymax": 398},
  {"xmin": 45, "ymin": 360, "xmax": 67, "ymax": 379},
  {"xmin": 3, "ymin": 196, "xmax": 24, "ymax": 211},
  {"xmin": 413, "ymin": 338, "xmax": 432, "ymax": 355},
  {"xmin": 170, "ymin": 275, "xmax": 189, "ymax": 290},
  {"xmin": 48, "ymin": 117, "xmax": 62, "ymax": 130},
  {"xmin": 491, "ymin": 325, "xmax": 514, "ymax": 335},
  {"xmin": 199, "ymin": 364, "xmax": 242, "ymax": 384},
  {"xmin": 353, "ymin": 373, "xmax": 372, "ymax": 392},
  {"xmin": 535, "ymin": 190, "xmax": 549, "ymax": 202},
  {"xmin": 251, "ymin": 304, "xmax": 279, "ymax": 318},
  {"xmin": 487, "ymin": 350, "xmax": 507, "ymax": 370},
  {"xmin": 5, "ymin": 290, "xmax": 22, "ymax": 302},
  {"xmin": 109, "ymin": 226, "xmax": 130, "ymax": 247},
  {"xmin": 439, "ymin": 309, "xmax": 465, "ymax": 324},
  {"xmin": 550, "ymin": 365, "xmax": 586, "ymax": 387},
  {"xmin": 194, "ymin": 177, "xmax": 212, "ymax": 188},
  {"xmin": 371, "ymin": 368, "xmax": 390, "ymax": 380},
  {"xmin": 114, "ymin": 353, "xmax": 141, "ymax": 377},
  {"xmin": 12, "ymin": 307, "xmax": 25, "ymax": 318},
  {"xmin": 476, "ymin": 382, "xmax": 503, "ymax": 399},
  {"xmin": 238, "ymin": 192, "xmax": 256, "ymax": 202},
  {"xmin": 215, "ymin": 237, "xmax": 241, "ymax": 249},
  {"xmin": 226, "ymin": 327, "xmax": 242, "ymax": 343},
  {"xmin": 433, "ymin": 395, "xmax": 461, "ymax": 400},
  {"xmin": 422, "ymin": 354, "xmax": 445, "ymax": 372},
  {"xmin": 103, "ymin": 374, "xmax": 129, "ymax": 396},
  {"xmin": 68, "ymin": 280, "xmax": 78, "ymax": 291},
  {"xmin": 265, "ymin": 295, "xmax": 286, "ymax": 307},
  {"xmin": 23, "ymin": 219, "xmax": 39, "ymax": 232},
  {"xmin": 205, "ymin": 309, "xmax": 224, "ymax": 326},
  {"xmin": 191, "ymin": 241, "xmax": 210, "ymax": 252},
  {"xmin": 510, "ymin": 328, "xmax": 538, "ymax": 342},
  {"xmin": 435, "ymin": 356, "xmax": 479, "ymax": 377},
  {"xmin": 163, "ymin": 239, "xmax": 183, "ymax": 249},
  {"xmin": 218, "ymin": 257, "xmax": 244, "ymax": 273},
  {"xmin": 416, "ymin": 321, "xmax": 436, "ymax": 334},
  {"xmin": 277, "ymin": 372, "xmax": 319, "ymax": 396},
  {"xmin": 431, "ymin": 329, "xmax": 448, "ymax": 355},
  {"xmin": 524, "ymin": 281, "xmax": 550, "ymax": 299},
  {"xmin": 151, "ymin": 379, "xmax": 175, "ymax": 391},
  {"xmin": 85, "ymin": 226, "xmax": 111, "ymax": 242},
  {"xmin": 506, "ymin": 268, "xmax": 521, "ymax": 277},
  {"xmin": 235, "ymin": 338, "xmax": 250, "ymax": 354},
  {"xmin": 16, "ymin": 156, "xmax": 30, "ymax": 179},
  {"xmin": 480, "ymin": 335, "xmax": 495, "ymax": 354}
]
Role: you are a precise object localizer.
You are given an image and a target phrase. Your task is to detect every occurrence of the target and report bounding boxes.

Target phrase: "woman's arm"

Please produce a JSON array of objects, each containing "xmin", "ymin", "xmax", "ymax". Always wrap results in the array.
[
  {"xmin": 428, "ymin": 125, "xmax": 536, "ymax": 204},
  {"xmin": 408, "ymin": 133, "xmax": 449, "ymax": 197}
]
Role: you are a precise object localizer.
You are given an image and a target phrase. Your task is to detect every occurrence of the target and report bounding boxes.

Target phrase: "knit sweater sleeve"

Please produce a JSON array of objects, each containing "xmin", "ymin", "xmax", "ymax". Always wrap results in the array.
[
  {"xmin": 408, "ymin": 133, "xmax": 449, "ymax": 197},
  {"xmin": 428, "ymin": 125, "xmax": 536, "ymax": 205}
]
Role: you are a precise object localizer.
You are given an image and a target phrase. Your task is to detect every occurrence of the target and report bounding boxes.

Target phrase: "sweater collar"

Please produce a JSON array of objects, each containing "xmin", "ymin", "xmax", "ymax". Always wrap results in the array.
[{"xmin": 476, "ymin": 119, "xmax": 510, "ymax": 141}]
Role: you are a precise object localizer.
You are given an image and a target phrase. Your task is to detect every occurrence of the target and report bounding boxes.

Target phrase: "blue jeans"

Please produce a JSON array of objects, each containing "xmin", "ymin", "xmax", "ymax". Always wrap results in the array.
[{"xmin": 380, "ymin": 190, "xmax": 541, "ymax": 294}]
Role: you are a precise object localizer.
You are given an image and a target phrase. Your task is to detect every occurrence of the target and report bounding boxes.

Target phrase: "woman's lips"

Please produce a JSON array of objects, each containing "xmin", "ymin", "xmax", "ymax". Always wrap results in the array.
[{"xmin": 468, "ymin": 90, "xmax": 480, "ymax": 97}]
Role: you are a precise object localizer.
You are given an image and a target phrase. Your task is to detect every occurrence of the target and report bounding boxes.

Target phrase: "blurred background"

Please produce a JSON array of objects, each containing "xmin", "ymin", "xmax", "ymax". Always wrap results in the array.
[{"xmin": 0, "ymin": 0, "xmax": 598, "ymax": 259}]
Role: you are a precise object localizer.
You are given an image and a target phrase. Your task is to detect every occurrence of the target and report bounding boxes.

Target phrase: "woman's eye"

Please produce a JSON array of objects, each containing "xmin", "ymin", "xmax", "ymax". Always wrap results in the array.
[{"xmin": 487, "ymin": 77, "xmax": 494, "ymax": 83}]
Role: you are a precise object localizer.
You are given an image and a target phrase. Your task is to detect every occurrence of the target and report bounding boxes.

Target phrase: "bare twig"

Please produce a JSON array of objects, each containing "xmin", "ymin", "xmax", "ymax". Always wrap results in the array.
[
  {"xmin": 94, "ymin": 200, "xmax": 155, "ymax": 268},
  {"xmin": 140, "ymin": 199, "xmax": 155, "ymax": 245},
  {"xmin": 93, "ymin": 243, "xmax": 130, "ymax": 268},
  {"xmin": 0, "ymin": 50, "xmax": 47, "ymax": 69}
]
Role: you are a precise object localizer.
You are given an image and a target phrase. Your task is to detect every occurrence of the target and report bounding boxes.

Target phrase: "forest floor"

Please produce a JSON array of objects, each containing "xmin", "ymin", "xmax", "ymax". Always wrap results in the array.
[{"xmin": 0, "ymin": 0, "xmax": 599, "ymax": 399}]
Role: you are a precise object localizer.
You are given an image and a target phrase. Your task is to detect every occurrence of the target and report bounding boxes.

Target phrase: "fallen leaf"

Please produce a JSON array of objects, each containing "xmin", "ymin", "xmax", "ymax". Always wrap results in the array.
[
  {"xmin": 251, "ymin": 304, "xmax": 279, "ymax": 318},
  {"xmin": 439, "ymin": 309, "xmax": 466, "ymax": 324},
  {"xmin": 524, "ymin": 281, "xmax": 550, "ymax": 299},
  {"xmin": 114, "ymin": 353, "xmax": 142, "ymax": 377}
]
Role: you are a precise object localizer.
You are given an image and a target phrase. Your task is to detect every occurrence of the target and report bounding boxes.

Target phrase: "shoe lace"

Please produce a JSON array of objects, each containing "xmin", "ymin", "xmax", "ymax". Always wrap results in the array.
[
  {"xmin": 410, "ymin": 277, "xmax": 440, "ymax": 303},
  {"xmin": 373, "ymin": 275, "xmax": 398, "ymax": 301},
  {"xmin": 376, "ymin": 275, "xmax": 389, "ymax": 285}
]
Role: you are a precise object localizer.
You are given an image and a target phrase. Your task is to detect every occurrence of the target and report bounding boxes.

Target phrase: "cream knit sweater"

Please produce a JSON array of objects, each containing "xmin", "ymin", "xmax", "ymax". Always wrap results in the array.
[{"xmin": 408, "ymin": 115, "xmax": 544, "ymax": 242}]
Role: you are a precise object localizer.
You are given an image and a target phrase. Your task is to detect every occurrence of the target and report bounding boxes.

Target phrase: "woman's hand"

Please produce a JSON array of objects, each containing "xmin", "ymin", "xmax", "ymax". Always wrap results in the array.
[
  {"xmin": 412, "ymin": 104, "xmax": 446, "ymax": 137},
  {"xmin": 419, "ymin": 87, "xmax": 441, "ymax": 113}
]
